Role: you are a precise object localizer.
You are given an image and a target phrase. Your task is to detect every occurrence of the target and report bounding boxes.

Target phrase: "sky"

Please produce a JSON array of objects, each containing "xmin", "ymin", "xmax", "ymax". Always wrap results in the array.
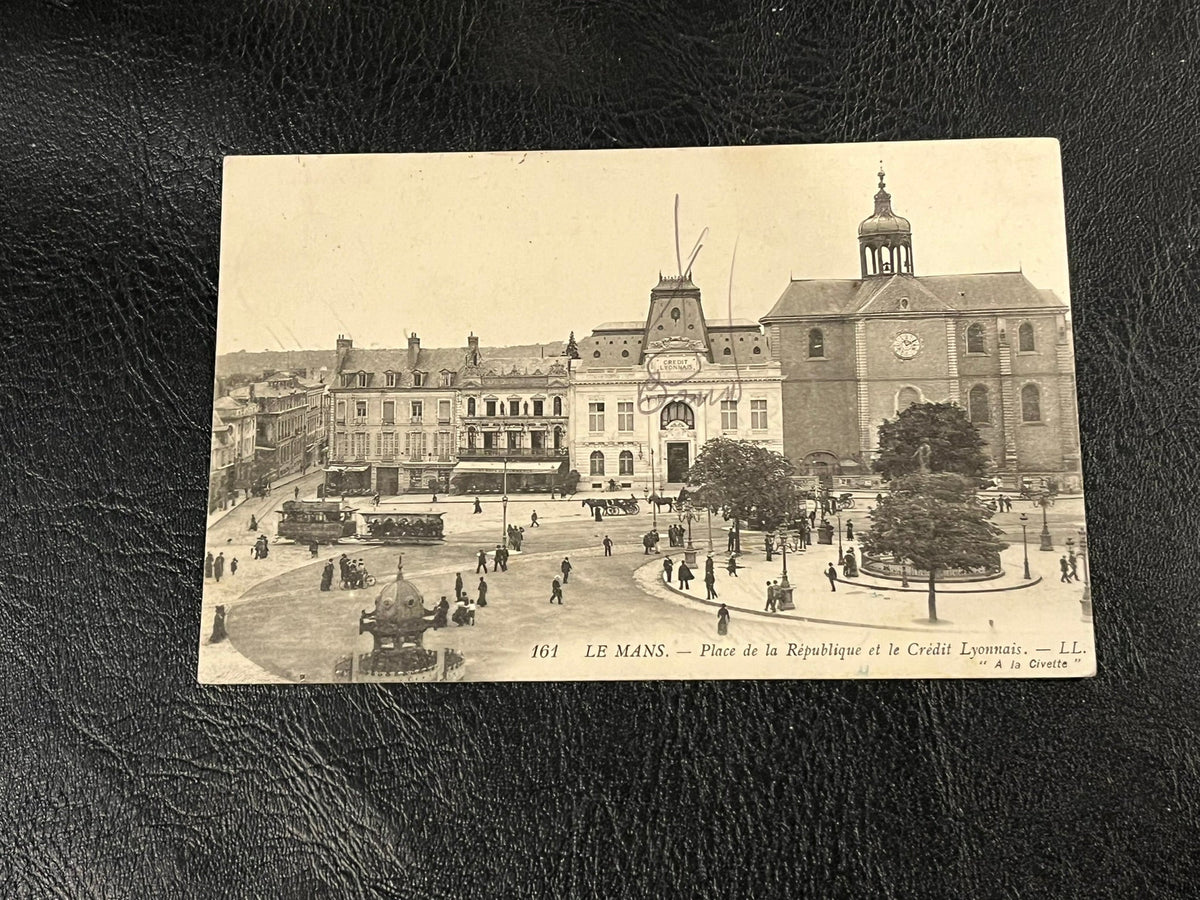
[{"xmin": 216, "ymin": 139, "xmax": 1071, "ymax": 355}]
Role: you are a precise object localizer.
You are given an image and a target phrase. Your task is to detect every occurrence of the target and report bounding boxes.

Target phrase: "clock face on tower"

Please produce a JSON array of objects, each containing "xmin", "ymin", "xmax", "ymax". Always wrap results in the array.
[{"xmin": 892, "ymin": 331, "xmax": 922, "ymax": 359}]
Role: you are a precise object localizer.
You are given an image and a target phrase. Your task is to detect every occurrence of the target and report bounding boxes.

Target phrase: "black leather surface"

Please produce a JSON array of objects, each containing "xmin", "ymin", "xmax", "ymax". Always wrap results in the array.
[{"xmin": 2, "ymin": 0, "xmax": 1198, "ymax": 896}]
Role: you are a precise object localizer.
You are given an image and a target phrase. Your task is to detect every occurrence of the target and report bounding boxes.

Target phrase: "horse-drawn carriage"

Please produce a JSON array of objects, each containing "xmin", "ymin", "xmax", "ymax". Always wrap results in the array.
[{"xmin": 581, "ymin": 497, "xmax": 641, "ymax": 516}]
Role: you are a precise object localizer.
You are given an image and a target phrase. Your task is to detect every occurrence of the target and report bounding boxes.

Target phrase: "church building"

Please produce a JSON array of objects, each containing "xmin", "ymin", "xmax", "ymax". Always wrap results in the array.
[
  {"xmin": 571, "ymin": 273, "xmax": 784, "ymax": 493},
  {"xmin": 759, "ymin": 169, "xmax": 1081, "ymax": 486}
]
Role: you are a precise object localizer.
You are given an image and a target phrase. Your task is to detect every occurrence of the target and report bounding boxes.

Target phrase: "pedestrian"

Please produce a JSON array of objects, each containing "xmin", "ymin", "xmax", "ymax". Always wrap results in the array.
[
  {"xmin": 499, "ymin": 546, "xmax": 509, "ymax": 572},
  {"xmin": 561, "ymin": 557, "xmax": 573, "ymax": 584},
  {"xmin": 727, "ymin": 555, "xmax": 739, "ymax": 577},
  {"xmin": 663, "ymin": 556, "xmax": 674, "ymax": 583},
  {"xmin": 455, "ymin": 572, "xmax": 464, "ymax": 599},
  {"xmin": 431, "ymin": 597, "xmax": 450, "ymax": 628},
  {"xmin": 204, "ymin": 552, "xmax": 214, "ymax": 579},
  {"xmin": 230, "ymin": 557, "xmax": 238, "ymax": 577},
  {"xmin": 258, "ymin": 536, "xmax": 269, "ymax": 559},
  {"xmin": 643, "ymin": 533, "xmax": 653, "ymax": 555},
  {"xmin": 466, "ymin": 596, "xmax": 477, "ymax": 626},
  {"xmin": 309, "ymin": 540, "xmax": 319, "ymax": 558},
  {"xmin": 593, "ymin": 504, "xmax": 603, "ymax": 522},
  {"xmin": 717, "ymin": 604, "xmax": 730, "ymax": 636},
  {"xmin": 452, "ymin": 598, "xmax": 472, "ymax": 627},
  {"xmin": 842, "ymin": 547, "xmax": 859, "ymax": 578},
  {"xmin": 809, "ymin": 509, "xmax": 817, "ymax": 528},
  {"xmin": 531, "ymin": 510, "xmax": 539, "ymax": 528},
  {"xmin": 705, "ymin": 554, "xmax": 715, "ymax": 578},
  {"xmin": 765, "ymin": 535, "xmax": 774, "ymax": 562},
  {"xmin": 1060, "ymin": 556, "xmax": 1071, "ymax": 583},
  {"xmin": 677, "ymin": 561, "xmax": 693, "ymax": 591},
  {"xmin": 846, "ymin": 520, "xmax": 854, "ymax": 541},
  {"xmin": 550, "ymin": 577, "xmax": 563, "ymax": 604},
  {"xmin": 826, "ymin": 563, "xmax": 838, "ymax": 592},
  {"xmin": 549, "ymin": 485, "xmax": 556, "ymax": 501},
  {"xmin": 320, "ymin": 560, "xmax": 334, "ymax": 591},
  {"xmin": 294, "ymin": 486, "xmax": 299, "ymax": 500},
  {"xmin": 727, "ymin": 527, "xmax": 735, "ymax": 553},
  {"xmin": 1068, "ymin": 555, "xmax": 1080, "ymax": 582},
  {"xmin": 764, "ymin": 581, "xmax": 777, "ymax": 613},
  {"xmin": 704, "ymin": 569, "xmax": 718, "ymax": 600},
  {"xmin": 476, "ymin": 549, "xmax": 488, "ymax": 574},
  {"xmin": 248, "ymin": 515, "xmax": 257, "ymax": 532},
  {"xmin": 339, "ymin": 554, "xmax": 350, "ymax": 584},
  {"xmin": 603, "ymin": 535, "xmax": 613, "ymax": 557},
  {"xmin": 214, "ymin": 552, "xmax": 225, "ymax": 582},
  {"xmin": 477, "ymin": 577, "xmax": 488, "ymax": 607},
  {"xmin": 651, "ymin": 529, "xmax": 660, "ymax": 552},
  {"xmin": 474, "ymin": 496, "xmax": 482, "ymax": 514},
  {"xmin": 493, "ymin": 545, "xmax": 503, "ymax": 573}
]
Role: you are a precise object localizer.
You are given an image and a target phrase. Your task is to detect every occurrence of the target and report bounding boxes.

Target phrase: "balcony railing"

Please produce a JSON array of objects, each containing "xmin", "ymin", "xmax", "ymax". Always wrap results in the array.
[
  {"xmin": 457, "ymin": 446, "xmax": 568, "ymax": 458},
  {"xmin": 462, "ymin": 414, "xmax": 568, "ymax": 424}
]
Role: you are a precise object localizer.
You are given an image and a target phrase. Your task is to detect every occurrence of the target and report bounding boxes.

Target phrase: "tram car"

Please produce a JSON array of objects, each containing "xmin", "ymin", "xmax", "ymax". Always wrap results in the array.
[
  {"xmin": 358, "ymin": 510, "xmax": 446, "ymax": 545},
  {"xmin": 277, "ymin": 500, "xmax": 358, "ymax": 544}
]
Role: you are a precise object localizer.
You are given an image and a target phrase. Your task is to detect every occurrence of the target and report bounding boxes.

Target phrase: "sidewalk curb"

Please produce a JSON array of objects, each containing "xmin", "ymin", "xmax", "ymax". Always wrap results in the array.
[
  {"xmin": 833, "ymin": 575, "xmax": 1044, "ymax": 594},
  {"xmin": 651, "ymin": 567, "xmax": 945, "ymax": 634}
]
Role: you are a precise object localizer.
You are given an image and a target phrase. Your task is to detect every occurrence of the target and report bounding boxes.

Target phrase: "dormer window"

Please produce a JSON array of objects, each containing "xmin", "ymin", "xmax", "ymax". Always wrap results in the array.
[
  {"xmin": 899, "ymin": 297, "xmax": 909, "ymax": 310},
  {"xmin": 385, "ymin": 371, "xmax": 397, "ymax": 388},
  {"xmin": 357, "ymin": 372, "xmax": 369, "ymax": 388},
  {"xmin": 412, "ymin": 372, "xmax": 424, "ymax": 387},
  {"xmin": 442, "ymin": 370, "xmax": 454, "ymax": 387}
]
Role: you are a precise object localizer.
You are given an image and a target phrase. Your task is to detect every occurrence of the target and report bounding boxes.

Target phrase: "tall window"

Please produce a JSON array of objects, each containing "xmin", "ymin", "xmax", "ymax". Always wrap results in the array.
[
  {"xmin": 410, "ymin": 401, "xmax": 423, "ymax": 422},
  {"xmin": 466, "ymin": 426, "xmax": 477, "ymax": 448},
  {"xmin": 485, "ymin": 399, "xmax": 496, "ymax": 417},
  {"xmin": 381, "ymin": 432, "xmax": 396, "ymax": 457},
  {"xmin": 968, "ymin": 385, "xmax": 990, "ymax": 424},
  {"xmin": 617, "ymin": 401, "xmax": 634, "ymax": 432},
  {"xmin": 382, "ymin": 401, "xmax": 395, "ymax": 425},
  {"xmin": 438, "ymin": 399, "xmax": 451, "ymax": 423},
  {"xmin": 1018, "ymin": 322, "xmax": 1036, "ymax": 352},
  {"xmin": 385, "ymin": 372, "xmax": 397, "ymax": 387},
  {"xmin": 533, "ymin": 399, "xmax": 544, "ymax": 416},
  {"xmin": 357, "ymin": 372, "xmax": 369, "ymax": 388},
  {"xmin": 335, "ymin": 400, "xmax": 346, "ymax": 424},
  {"xmin": 355, "ymin": 400, "xmax": 368, "ymax": 420},
  {"xmin": 590, "ymin": 450, "xmax": 605, "ymax": 476},
  {"xmin": 808, "ymin": 328, "xmax": 825, "ymax": 358},
  {"xmin": 660, "ymin": 401, "xmax": 694, "ymax": 429},
  {"xmin": 467, "ymin": 397, "xmax": 476, "ymax": 416},
  {"xmin": 751, "ymin": 399, "xmax": 768, "ymax": 430},
  {"xmin": 442, "ymin": 371, "xmax": 454, "ymax": 387},
  {"xmin": 967, "ymin": 323, "xmax": 986, "ymax": 354},
  {"xmin": 553, "ymin": 396, "xmax": 563, "ymax": 416},
  {"xmin": 720, "ymin": 400, "xmax": 738, "ymax": 430},
  {"xmin": 1021, "ymin": 384, "xmax": 1042, "ymax": 422},
  {"xmin": 589, "ymin": 402, "xmax": 605, "ymax": 432},
  {"xmin": 619, "ymin": 450, "xmax": 634, "ymax": 476},
  {"xmin": 351, "ymin": 432, "xmax": 368, "ymax": 458},
  {"xmin": 896, "ymin": 387, "xmax": 921, "ymax": 412},
  {"xmin": 412, "ymin": 372, "xmax": 424, "ymax": 387},
  {"xmin": 406, "ymin": 431, "xmax": 426, "ymax": 458},
  {"xmin": 436, "ymin": 431, "xmax": 453, "ymax": 459},
  {"xmin": 335, "ymin": 432, "xmax": 347, "ymax": 458}
]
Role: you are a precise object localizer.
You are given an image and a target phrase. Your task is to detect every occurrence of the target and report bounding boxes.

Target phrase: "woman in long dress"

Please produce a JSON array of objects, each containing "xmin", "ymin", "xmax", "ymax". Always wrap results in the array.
[{"xmin": 717, "ymin": 604, "xmax": 730, "ymax": 635}]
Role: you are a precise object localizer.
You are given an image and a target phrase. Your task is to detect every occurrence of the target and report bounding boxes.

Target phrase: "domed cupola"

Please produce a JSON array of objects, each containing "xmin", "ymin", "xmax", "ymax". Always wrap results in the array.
[{"xmin": 858, "ymin": 165, "xmax": 914, "ymax": 278}]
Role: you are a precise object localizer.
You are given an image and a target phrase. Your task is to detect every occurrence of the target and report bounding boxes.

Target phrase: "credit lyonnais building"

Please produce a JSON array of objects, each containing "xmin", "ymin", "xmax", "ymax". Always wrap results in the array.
[
  {"xmin": 572, "ymin": 273, "xmax": 784, "ymax": 493},
  {"xmin": 760, "ymin": 170, "xmax": 1081, "ymax": 486}
]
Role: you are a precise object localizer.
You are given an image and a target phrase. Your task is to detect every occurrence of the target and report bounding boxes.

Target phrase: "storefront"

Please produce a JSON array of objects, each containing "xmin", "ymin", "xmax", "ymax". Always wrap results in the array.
[
  {"xmin": 449, "ymin": 459, "xmax": 566, "ymax": 494},
  {"xmin": 324, "ymin": 464, "xmax": 372, "ymax": 497}
]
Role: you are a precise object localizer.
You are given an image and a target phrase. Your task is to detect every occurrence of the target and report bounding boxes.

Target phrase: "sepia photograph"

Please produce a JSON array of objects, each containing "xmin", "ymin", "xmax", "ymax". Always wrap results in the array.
[{"xmin": 201, "ymin": 139, "xmax": 1093, "ymax": 683}]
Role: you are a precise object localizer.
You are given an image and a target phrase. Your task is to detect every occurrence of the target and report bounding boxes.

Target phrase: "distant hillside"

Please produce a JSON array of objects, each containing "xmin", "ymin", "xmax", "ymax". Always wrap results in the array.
[{"xmin": 216, "ymin": 342, "xmax": 570, "ymax": 378}]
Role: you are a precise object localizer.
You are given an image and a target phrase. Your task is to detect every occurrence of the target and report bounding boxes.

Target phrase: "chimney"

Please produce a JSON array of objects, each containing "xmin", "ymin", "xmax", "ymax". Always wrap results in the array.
[
  {"xmin": 408, "ymin": 332, "xmax": 421, "ymax": 369},
  {"xmin": 335, "ymin": 334, "xmax": 353, "ymax": 377},
  {"xmin": 467, "ymin": 332, "xmax": 480, "ymax": 365},
  {"xmin": 248, "ymin": 383, "xmax": 256, "ymax": 402}
]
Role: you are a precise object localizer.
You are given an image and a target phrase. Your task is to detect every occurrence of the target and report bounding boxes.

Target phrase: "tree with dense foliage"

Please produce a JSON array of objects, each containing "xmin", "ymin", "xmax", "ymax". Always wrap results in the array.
[
  {"xmin": 565, "ymin": 331, "xmax": 580, "ymax": 360},
  {"xmin": 873, "ymin": 402, "xmax": 990, "ymax": 482},
  {"xmin": 861, "ymin": 473, "xmax": 1007, "ymax": 622},
  {"xmin": 686, "ymin": 438, "xmax": 799, "ymax": 552}
]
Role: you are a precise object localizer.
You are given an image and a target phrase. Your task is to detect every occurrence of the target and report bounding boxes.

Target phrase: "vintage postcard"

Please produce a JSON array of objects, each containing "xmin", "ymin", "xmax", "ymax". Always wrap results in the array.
[{"xmin": 201, "ymin": 139, "xmax": 1094, "ymax": 683}]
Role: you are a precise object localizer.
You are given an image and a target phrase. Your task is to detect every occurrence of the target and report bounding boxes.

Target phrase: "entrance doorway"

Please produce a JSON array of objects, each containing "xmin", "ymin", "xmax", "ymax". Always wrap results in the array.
[
  {"xmin": 666, "ymin": 442, "xmax": 690, "ymax": 483},
  {"xmin": 376, "ymin": 467, "xmax": 399, "ymax": 495}
]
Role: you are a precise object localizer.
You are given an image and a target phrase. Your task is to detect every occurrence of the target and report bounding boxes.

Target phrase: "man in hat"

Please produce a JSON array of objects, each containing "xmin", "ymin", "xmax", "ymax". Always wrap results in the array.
[{"xmin": 561, "ymin": 557, "xmax": 573, "ymax": 584}]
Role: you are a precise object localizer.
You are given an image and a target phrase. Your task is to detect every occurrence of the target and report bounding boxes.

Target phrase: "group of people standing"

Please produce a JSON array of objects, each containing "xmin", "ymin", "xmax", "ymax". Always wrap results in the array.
[
  {"xmin": 665, "ymin": 523, "xmax": 688, "ymax": 548},
  {"xmin": 661, "ymin": 553, "xmax": 722, "ymax": 600},
  {"xmin": 203, "ymin": 551, "xmax": 237, "ymax": 581}
]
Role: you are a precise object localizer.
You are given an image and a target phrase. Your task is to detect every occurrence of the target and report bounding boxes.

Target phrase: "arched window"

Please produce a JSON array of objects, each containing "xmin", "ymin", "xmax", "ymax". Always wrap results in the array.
[
  {"xmin": 1021, "ymin": 384, "xmax": 1042, "ymax": 422},
  {"xmin": 589, "ymin": 451, "xmax": 605, "ymax": 476},
  {"xmin": 808, "ymin": 328, "xmax": 825, "ymax": 358},
  {"xmin": 619, "ymin": 450, "xmax": 634, "ymax": 476},
  {"xmin": 553, "ymin": 396, "xmax": 562, "ymax": 416},
  {"xmin": 896, "ymin": 387, "xmax": 921, "ymax": 412},
  {"xmin": 752, "ymin": 346, "xmax": 762, "ymax": 355},
  {"xmin": 466, "ymin": 426, "xmax": 477, "ymax": 448},
  {"xmin": 660, "ymin": 401, "xmax": 695, "ymax": 429},
  {"xmin": 722, "ymin": 347, "xmax": 732, "ymax": 356},
  {"xmin": 553, "ymin": 426, "xmax": 563, "ymax": 449},
  {"xmin": 1018, "ymin": 322, "xmax": 1035, "ymax": 352},
  {"xmin": 968, "ymin": 385, "xmax": 990, "ymax": 424},
  {"xmin": 466, "ymin": 397, "xmax": 476, "ymax": 416},
  {"xmin": 967, "ymin": 323, "xmax": 986, "ymax": 354}
]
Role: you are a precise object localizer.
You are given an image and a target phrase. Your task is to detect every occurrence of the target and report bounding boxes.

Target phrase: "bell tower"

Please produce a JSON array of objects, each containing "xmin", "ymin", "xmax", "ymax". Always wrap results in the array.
[{"xmin": 858, "ymin": 165, "xmax": 914, "ymax": 278}]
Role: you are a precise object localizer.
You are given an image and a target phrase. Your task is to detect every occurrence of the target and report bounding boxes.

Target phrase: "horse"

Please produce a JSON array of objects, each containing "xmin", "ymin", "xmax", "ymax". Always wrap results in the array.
[{"xmin": 647, "ymin": 493, "xmax": 674, "ymax": 513}]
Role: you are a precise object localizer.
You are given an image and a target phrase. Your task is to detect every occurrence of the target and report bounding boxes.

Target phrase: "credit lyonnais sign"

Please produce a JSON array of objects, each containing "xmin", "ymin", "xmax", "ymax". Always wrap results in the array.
[{"xmin": 646, "ymin": 353, "xmax": 700, "ymax": 378}]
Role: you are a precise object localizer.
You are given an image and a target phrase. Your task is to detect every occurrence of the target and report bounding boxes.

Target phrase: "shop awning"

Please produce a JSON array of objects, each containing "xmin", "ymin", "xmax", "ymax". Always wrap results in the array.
[
  {"xmin": 452, "ymin": 461, "xmax": 564, "ymax": 475},
  {"xmin": 326, "ymin": 465, "xmax": 370, "ymax": 473}
]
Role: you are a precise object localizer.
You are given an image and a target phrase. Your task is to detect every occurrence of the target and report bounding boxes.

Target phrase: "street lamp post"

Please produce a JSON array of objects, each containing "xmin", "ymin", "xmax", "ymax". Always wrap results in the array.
[
  {"xmin": 777, "ymin": 528, "xmax": 795, "ymax": 610},
  {"xmin": 836, "ymin": 507, "xmax": 844, "ymax": 565},
  {"xmin": 706, "ymin": 507, "xmax": 713, "ymax": 555},
  {"xmin": 1019, "ymin": 513, "xmax": 1031, "ymax": 580},
  {"xmin": 649, "ymin": 447, "xmax": 658, "ymax": 532},
  {"xmin": 680, "ymin": 503, "xmax": 698, "ymax": 567},
  {"xmin": 501, "ymin": 457, "xmax": 509, "ymax": 549},
  {"xmin": 1038, "ymin": 492, "xmax": 1054, "ymax": 551},
  {"xmin": 1078, "ymin": 528, "xmax": 1092, "ymax": 616}
]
